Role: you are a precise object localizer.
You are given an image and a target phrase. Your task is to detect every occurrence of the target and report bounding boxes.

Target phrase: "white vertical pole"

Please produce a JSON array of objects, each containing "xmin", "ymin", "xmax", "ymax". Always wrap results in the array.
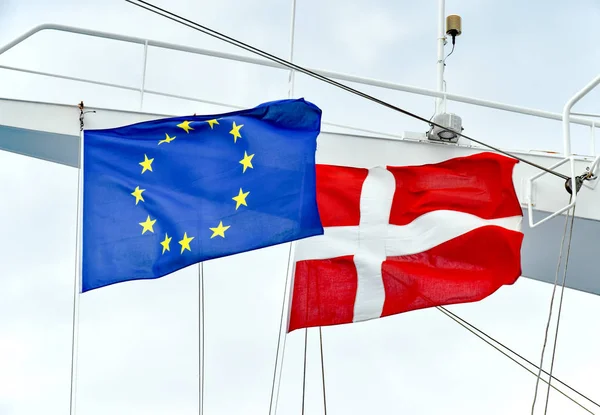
[
  {"xmin": 198, "ymin": 263, "xmax": 205, "ymax": 415},
  {"xmin": 591, "ymin": 121, "xmax": 596, "ymax": 157},
  {"xmin": 270, "ymin": 242, "xmax": 297, "ymax": 415},
  {"xmin": 435, "ymin": 0, "xmax": 446, "ymax": 115},
  {"xmin": 563, "ymin": 74, "xmax": 600, "ymax": 157},
  {"xmin": 287, "ymin": 0, "xmax": 297, "ymax": 98},
  {"xmin": 268, "ymin": 3, "xmax": 299, "ymax": 413},
  {"xmin": 268, "ymin": 4, "xmax": 299, "ymax": 414},
  {"xmin": 69, "ymin": 115, "xmax": 85, "ymax": 415},
  {"xmin": 140, "ymin": 40, "xmax": 149, "ymax": 110}
]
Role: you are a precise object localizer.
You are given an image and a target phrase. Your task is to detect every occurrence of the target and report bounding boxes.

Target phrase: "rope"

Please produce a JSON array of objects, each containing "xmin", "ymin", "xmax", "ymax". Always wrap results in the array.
[
  {"xmin": 438, "ymin": 307, "xmax": 595, "ymax": 414},
  {"xmin": 69, "ymin": 102, "xmax": 85, "ymax": 415},
  {"xmin": 531, "ymin": 198, "xmax": 576, "ymax": 414},
  {"xmin": 287, "ymin": 0, "xmax": 296, "ymax": 99},
  {"xmin": 319, "ymin": 327, "xmax": 328, "ymax": 415},
  {"xmin": 268, "ymin": 242, "xmax": 296, "ymax": 415},
  {"xmin": 125, "ymin": 0, "xmax": 573, "ymax": 182},
  {"xmin": 543, "ymin": 204, "xmax": 577, "ymax": 413},
  {"xmin": 118, "ymin": 8, "xmax": 596, "ymax": 411},
  {"xmin": 301, "ymin": 329, "xmax": 308, "ymax": 415},
  {"xmin": 438, "ymin": 307, "xmax": 599, "ymax": 409},
  {"xmin": 78, "ymin": 101, "xmax": 84, "ymax": 132}
]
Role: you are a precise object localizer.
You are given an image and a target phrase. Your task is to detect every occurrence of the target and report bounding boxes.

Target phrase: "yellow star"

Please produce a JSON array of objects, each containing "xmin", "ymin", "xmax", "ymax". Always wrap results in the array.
[
  {"xmin": 179, "ymin": 232, "xmax": 194, "ymax": 253},
  {"xmin": 232, "ymin": 188, "xmax": 250, "ymax": 210},
  {"xmin": 207, "ymin": 119, "xmax": 219, "ymax": 129},
  {"xmin": 131, "ymin": 186, "xmax": 145, "ymax": 205},
  {"xmin": 139, "ymin": 215, "xmax": 156, "ymax": 234},
  {"xmin": 139, "ymin": 154, "xmax": 154, "ymax": 174},
  {"xmin": 158, "ymin": 133, "xmax": 176, "ymax": 145},
  {"xmin": 239, "ymin": 151, "xmax": 254, "ymax": 173},
  {"xmin": 160, "ymin": 233, "xmax": 172, "ymax": 254},
  {"xmin": 229, "ymin": 121, "xmax": 244, "ymax": 143},
  {"xmin": 177, "ymin": 120, "xmax": 194, "ymax": 133},
  {"xmin": 209, "ymin": 221, "xmax": 230, "ymax": 239}
]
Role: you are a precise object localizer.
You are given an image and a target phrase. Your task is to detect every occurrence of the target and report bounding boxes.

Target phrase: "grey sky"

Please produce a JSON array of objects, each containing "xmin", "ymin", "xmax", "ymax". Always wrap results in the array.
[{"xmin": 0, "ymin": 0, "xmax": 599, "ymax": 414}]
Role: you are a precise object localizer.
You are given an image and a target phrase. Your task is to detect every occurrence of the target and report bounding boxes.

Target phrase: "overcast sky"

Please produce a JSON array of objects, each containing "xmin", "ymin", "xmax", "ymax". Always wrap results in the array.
[{"xmin": 0, "ymin": 0, "xmax": 600, "ymax": 414}]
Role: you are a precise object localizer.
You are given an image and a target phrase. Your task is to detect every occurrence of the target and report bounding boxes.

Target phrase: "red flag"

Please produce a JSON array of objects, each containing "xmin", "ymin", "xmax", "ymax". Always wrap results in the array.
[{"xmin": 288, "ymin": 152, "xmax": 524, "ymax": 332}]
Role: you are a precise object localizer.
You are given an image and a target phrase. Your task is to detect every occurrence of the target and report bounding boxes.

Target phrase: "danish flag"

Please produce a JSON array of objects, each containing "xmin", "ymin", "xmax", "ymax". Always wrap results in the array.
[{"xmin": 288, "ymin": 152, "xmax": 524, "ymax": 332}]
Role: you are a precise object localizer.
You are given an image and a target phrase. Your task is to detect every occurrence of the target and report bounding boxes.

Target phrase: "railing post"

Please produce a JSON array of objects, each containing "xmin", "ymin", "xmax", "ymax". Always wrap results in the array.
[
  {"xmin": 287, "ymin": 0, "xmax": 297, "ymax": 98},
  {"xmin": 562, "ymin": 74, "xmax": 600, "ymax": 157},
  {"xmin": 591, "ymin": 121, "xmax": 596, "ymax": 157},
  {"xmin": 435, "ymin": 0, "xmax": 446, "ymax": 114}
]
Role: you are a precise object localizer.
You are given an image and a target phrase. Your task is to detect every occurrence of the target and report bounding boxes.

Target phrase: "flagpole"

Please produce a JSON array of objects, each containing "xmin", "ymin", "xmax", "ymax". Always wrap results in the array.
[
  {"xmin": 198, "ymin": 262, "xmax": 205, "ymax": 415},
  {"xmin": 268, "ymin": 242, "xmax": 297, "ymax": 415},
  {"xmin": 435, "ymin": 0, "xmax": 446, "ymax": 114},
  {"xmin": 268, "ymin": 4, "xmax": 299, "ymax": 412},
  {"xmin": 69, "ymin": 103, "xmax": 86, "ymax": 415},
  {"xmin": 287, "ymin": 0, "xmax": 297, "ymax": 98},
  {"xmin": 301, "ymin": 328, "xmax": 308, "ymax": 415}
]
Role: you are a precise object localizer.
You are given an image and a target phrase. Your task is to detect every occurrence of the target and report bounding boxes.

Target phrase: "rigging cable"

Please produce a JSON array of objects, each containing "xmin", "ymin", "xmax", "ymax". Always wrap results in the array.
[
  {"xmin": 268, "ymin": 242, "xmax": 296, "ymax": 415},
  {"xmin": 70, "ymin": 102, "xmax": 95, "ymax": 415},
  {"xmin": 437, "ymin": 306, "xmax": 599, "ymax": 410},
  {"xmin": 301, "ymin": 329, "xmax": 308, "ymax": 415},
  {"xmin": 437, "ymin": 307, "xmax": 595, "ymax": 414},
  {"xmin": 123, "ymin": 2, "xmax": 595, "ymax": 412},
  {"xmin": 531, "ymin": 199, "xmax": 576, "ymax": 415},
  {"xmin": 269, "ymin": 3, "xmax": 297, "ymax": 407},
  {"xmin": 544, "ymin": 206, "xmax": 577, "ymax": 414},
  {"xmin": 124, "ymin": 0, "xmax": 572, "ymax": 182},
  {"xmin": 69, "ymin": 102, "xmax": 85, "ymax": 415},
  {"xmin": 319, "ymin": 327, "xmax": 328, "ymax": 415}
]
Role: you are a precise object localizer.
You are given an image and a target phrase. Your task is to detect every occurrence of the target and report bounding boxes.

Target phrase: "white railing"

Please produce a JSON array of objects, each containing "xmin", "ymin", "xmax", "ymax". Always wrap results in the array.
[
  {"xmin": 0, "ymin": 24, "xmax": 598, "ymax": 130},
  {"xmin": 1, "ymin": 23, "xmax": 600, "ymax": 220},
  {"xmin": 527, "ymin": 74, "xmax": 600, "ymax": 228}
]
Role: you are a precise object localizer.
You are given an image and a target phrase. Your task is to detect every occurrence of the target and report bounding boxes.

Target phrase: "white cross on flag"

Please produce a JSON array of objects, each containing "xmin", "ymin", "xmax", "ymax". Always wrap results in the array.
[{"xmin": 288, "ymin": 152, "xmax": 524, "ymax": 332}]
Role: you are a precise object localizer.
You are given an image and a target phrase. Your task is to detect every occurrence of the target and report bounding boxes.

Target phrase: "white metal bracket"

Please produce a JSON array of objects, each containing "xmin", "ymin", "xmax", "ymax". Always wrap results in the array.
[
  {"xmin": 527, "ymin": 156, "xmax": 577, "ymax": 228},
  {"xmin": 527, "ymin": 73, "xmax": 600, "ymax": 228},
  {"xmin": 582, "ymin": 154, "xmax": 600, "ymax": 191}
]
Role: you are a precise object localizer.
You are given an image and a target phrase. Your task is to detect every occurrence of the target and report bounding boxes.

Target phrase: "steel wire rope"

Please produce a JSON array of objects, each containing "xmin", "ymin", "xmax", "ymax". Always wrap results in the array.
[
  {"xmin": 438, "ymin": 307, "xmax": 594, "ymax": 414},
  {"xmin": 543, "ymin": 201, "xmax": 577, "ymax": 414},
  {"xmin": 437, "ymin": 306, "xmax": 599, "ymax": 410},
  {"xmin": 531, "ymin": 199, "xmax": 576, "ymax": 414},
  {"xmin": 123, "ymin": 3, "xmax": 595, "ymax": 413},
  {"xmin": 125, "ymin": 0, "xmax": 571, "ymax": 181},
  {"xmin": 319, "ymin": 327, "xmax": 328, "ymax": 415},
  {"xmin": 268, "ymin": 243, "xmax": 296, "ymax": 415}
]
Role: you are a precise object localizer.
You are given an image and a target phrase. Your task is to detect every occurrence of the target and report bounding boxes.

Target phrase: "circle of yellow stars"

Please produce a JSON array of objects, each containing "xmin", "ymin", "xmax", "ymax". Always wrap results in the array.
[{"xmin": 129, "ymin": 117, "xmax": 255, "ymax": 256}]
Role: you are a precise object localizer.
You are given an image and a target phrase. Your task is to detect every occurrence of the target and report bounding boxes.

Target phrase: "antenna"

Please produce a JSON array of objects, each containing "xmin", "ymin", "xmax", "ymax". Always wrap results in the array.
[
  {"xmin": 446, "ymin": 14, "xmax": 462, "ymax": 45},
  {"xmin": 428, "ymin": 8, "xmax": 464, "ymax": 143}
]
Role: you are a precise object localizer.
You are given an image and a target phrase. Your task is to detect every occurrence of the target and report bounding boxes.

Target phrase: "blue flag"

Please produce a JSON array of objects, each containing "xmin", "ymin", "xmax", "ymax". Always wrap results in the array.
[{"xmin": 82, "ymin": 98, "xmax": 324, "ymax": 292}]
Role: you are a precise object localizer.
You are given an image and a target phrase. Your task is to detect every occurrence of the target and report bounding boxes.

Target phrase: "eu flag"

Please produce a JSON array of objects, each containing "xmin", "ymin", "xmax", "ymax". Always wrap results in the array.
[{"xmin": 82, "ymin": 98, "xmax": 324, "ymax": 292}]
